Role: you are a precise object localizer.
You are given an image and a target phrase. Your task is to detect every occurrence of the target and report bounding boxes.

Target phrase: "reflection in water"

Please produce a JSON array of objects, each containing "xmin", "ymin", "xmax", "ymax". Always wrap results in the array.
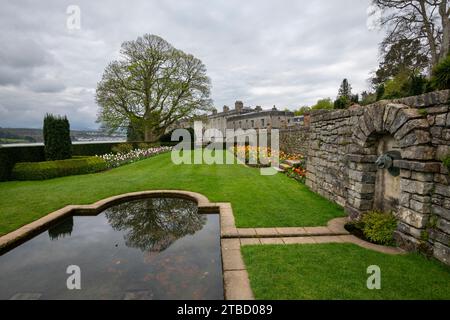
[
  {"xmin": 48, "ymin": 217, "xmax": 74, "ymax": 240},
  {"xmin": 0, "ymin": 197, "xmax": 222, "ymax": 300},
  {"xmin": 105, "ymin": 198, "xmax": 207, "ymax": 252}
]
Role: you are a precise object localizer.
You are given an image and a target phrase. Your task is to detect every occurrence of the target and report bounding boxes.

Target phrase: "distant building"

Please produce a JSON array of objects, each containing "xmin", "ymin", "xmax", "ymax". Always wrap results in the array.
[
  {"xmin": 293, "ymin": 116, "xmax": 304, "ymax": 126},
  {"xmin": 205, "ymin": 101, "xmax": 294, "ymax": 133}
]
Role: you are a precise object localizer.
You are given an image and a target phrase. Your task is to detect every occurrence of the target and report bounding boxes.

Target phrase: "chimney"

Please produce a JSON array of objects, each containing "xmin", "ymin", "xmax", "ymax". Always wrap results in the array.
[
  {"xmin": 223, "ymin": 105, "xmax": 229, "ymax": 113},
  {"xmin": 272, "ymin": 105, "xmax": 277, "ymax": 111},
  {"xmin": 235, "ymin": 101, "xmax": 244, "ymax": 113},
  {"xmin": 255, "ymin": 106, "xmax": 262, "ymax": 112},
  {"xmin": 212, "ymin": 108, "xmax": 217, "ymax": 115}
]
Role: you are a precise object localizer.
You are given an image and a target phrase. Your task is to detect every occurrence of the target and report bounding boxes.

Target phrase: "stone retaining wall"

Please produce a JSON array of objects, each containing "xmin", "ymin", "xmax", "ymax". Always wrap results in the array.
[
  {"xmin": 280, "ymin": 90, "xmax": 450, "ymax": 265},
  {"xmin": 279, "ymin": 127, "xmax": 310, "ymax": 155}
]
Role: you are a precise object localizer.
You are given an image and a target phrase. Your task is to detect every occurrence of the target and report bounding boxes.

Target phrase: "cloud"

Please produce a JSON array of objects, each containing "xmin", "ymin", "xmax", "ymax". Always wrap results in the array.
[{"xmin": 0, "ymin": 0, "xmax": 383, "ymax": 129}]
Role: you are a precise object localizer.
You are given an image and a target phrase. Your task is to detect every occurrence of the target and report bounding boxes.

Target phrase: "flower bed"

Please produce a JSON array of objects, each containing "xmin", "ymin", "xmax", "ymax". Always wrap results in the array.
[
  {"xmin": 232, "ymin": 145, "xmax": 302, "ymax": 166},
  {"xmin": 100, "ymin": 146, "xmax": 172, "ymax": 168},
  {"xmin": 285, "ymin": 158, "xmax": 307, "ymax": 184}
]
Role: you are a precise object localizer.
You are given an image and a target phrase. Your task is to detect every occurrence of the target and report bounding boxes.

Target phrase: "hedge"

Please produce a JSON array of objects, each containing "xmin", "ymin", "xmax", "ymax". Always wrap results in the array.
[
  {"xmin": 0, "ymin": 145, "xmax": 45, "ymax": 181},
  {"xmin": 12, "ymin": 156, "xmax": 108, "ymax": 181},
  {"xmin": 0, "ymin": 141, "xmax": 181, "ymax": 181}
]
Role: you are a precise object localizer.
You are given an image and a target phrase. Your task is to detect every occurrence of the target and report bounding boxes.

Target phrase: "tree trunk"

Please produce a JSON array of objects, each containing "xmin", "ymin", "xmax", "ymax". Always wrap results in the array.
[
  {"xmin": 419, "ymin": 0, "xmax": 439, "ymax": 70},
  {"xmin": 144, "ymin": 125, "xmax": 160, "ymax": 142},
  {"xmin": 439, "ymin": 0, "xmax": 450, "ymax": 61}
]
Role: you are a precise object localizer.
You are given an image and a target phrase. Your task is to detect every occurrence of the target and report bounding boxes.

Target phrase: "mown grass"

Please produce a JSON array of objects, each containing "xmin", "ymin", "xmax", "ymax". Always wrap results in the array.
[
  {"xmin": 0, "ymin": 151, "xmax": 344, "ymax": 236},
  {"xmin": 242, "ymin": 243, "xmax": 450, "ymax": 300}
]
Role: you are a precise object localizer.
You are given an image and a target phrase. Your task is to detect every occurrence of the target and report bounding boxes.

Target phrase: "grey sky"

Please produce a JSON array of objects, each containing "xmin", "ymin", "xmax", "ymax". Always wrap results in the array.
[{"xmin": 0, "ymin": 0, "xmax": 383, "ymax": 129}]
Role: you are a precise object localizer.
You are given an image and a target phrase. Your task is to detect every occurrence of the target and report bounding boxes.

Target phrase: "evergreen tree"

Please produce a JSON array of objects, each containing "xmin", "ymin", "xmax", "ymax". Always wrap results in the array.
[
  {"xmin": 334, "ymin": 79, "xmax": 353, "ymax": 109},
  {"xmin": 338, "ymin": 78, "xmax": 352, "ymax": 100},
  {"xmin": 43, "ymin": 114, "xmax": 72, "ymax": 160}
]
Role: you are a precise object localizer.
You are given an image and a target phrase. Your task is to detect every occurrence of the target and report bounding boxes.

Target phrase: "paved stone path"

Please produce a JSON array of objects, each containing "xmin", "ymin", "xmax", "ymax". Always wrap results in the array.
[{"xmin": 222, "ymin": 217, "xmax": 350, "ymax": 238}]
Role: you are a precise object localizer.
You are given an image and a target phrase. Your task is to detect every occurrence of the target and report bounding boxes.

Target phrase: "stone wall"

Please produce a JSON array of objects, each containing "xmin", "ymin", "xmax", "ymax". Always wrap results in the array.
[
  {"xmin": 279, "ymin": 127, "xmax": 310, "ymax": 156},
  {"xmin": 280, "ymin": 90, "xmax": 450, "ymax": 265}
]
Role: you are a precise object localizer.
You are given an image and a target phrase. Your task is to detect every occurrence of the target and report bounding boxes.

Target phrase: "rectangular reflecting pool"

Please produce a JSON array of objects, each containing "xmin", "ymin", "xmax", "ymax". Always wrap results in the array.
[{"xmin": 0, "ymin": 197, "xmax": 223, "ymax": 300}]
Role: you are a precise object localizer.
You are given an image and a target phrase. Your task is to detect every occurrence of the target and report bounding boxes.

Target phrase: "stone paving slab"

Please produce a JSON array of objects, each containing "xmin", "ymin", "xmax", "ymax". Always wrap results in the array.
[
  {"xmin": 327, "ymin": 217, "xmax": 350, "ymax": 234},
  {"xmin": 311, "ymin": 236, "xmax": 346, "ymax": 244},
  {"xmin": 255, "ymin": 228, "xmax": 278, "ymax": 236},
  {"xmin": 260, "ymin": 238, "xmax": 284, "ymax": 245},
  {"xmin": 221, "ymin": 239, "xmax": 240, "ymax": 250},
  {"xmin": 284, "ymin": 159, "xmax": 301, "ymax": 166},
  {"xmin": 304, "ymin": 226, "xmax": 334, "ymax": 235},
  {"xmin": 221, "ymin": 227, "xmax": 238, "ymax": 238},
  {"xmin": 275, "ymin": 227, "xmax": 308, "ymax": 236},
  {"xmin": 220, "ymin": 215, "xmax": 236, "ymax": 228},
  {"xmin": 238, "ymin": 228, "xmax": 257, "ymax": 237},
  {"xmin": 222, "ymin": 249, "xmax": 246, "ymax": 271},
  {"xmin": 282, "ymin": 237, "xmax": 316, "ymax": 244},
  {"xmin": 240, "ymin": 238, "xmax": 261, "ymax": 246},
  {"xmin": 223, "ymin": 270, "xmax": 254, "ymax": 300}
]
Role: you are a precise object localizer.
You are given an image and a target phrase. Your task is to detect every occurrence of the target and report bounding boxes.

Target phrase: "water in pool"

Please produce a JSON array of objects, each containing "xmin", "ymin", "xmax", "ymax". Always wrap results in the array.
[{"xmin": 0, "ymin": 197, "xmax": 223, "ymax": 300}]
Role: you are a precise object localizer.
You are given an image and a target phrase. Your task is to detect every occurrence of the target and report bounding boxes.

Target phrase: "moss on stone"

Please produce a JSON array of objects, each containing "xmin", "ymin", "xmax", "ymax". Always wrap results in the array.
[{"xmin": 442, "ymin": 153, "xmax": 450, "ymax": 173}]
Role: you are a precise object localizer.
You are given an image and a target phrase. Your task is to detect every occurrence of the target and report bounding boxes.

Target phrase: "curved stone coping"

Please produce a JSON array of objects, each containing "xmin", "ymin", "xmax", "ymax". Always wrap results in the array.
[{"xmin": 0, "ymin": 190, "xmax": 226, "ymax": 253}]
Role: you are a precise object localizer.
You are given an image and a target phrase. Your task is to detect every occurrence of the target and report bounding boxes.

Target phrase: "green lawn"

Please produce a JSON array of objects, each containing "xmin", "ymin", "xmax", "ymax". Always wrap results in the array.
[
  {"xmin": 242, "ymin": 243, "xmax": 450, "ymax": 300},
  {"xmin": 0, "ymin": 151, "xmax": 344, "ymax": 236}
]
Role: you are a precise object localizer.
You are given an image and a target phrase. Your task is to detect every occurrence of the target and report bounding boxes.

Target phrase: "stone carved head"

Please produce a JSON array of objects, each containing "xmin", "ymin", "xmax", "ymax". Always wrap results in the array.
[{"xmin": 375, "ymin": 151, "xmax": 401, "ymax": 177}]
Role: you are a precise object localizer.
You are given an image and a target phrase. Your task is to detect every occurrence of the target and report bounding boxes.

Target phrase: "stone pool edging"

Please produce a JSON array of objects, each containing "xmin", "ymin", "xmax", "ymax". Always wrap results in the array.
[
  {"xmin": 0, "ymin": 190, "xmax": 218, "ymax": 252},
  {"xmin": 0, "ymin": 190, "xmax": 254, "ymax": 300},
  {"xmin": 0, "ymin": 189, "xmax": 404, "ymax": 301}
]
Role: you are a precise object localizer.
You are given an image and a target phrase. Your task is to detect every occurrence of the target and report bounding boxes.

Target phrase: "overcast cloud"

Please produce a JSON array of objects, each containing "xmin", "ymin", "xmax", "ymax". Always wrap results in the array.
[{"xmin": 0, "ymin": 0, "xmax": 383, "ymax": 129}]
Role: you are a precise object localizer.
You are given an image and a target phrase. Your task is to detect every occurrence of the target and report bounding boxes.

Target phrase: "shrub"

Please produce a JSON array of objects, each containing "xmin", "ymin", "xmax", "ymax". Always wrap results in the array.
[
  {"xmin": 137, "ymin": 142, "xmax": 152, "ymax": 150},
  {"xmin": 382, "ymin": 72, "xmax": 430, "ymax": 99},
  {"xmin": 334, "ymin": 96, "xmax": 350, "ymax": 109},
  {"xmin": 43, "ymin": 113, "xmax": 72, "ymax": 160},
  {"xmin": 431, "ymin": 55, "xmax": 450, "ymax": 90},
  {"xmin": 310, "ymin": 98, "xmax": 333, "ymax": 110},
  {"xmin": 72, "ymin": 142, "xmax": 121, "ymax": 156},
  {"xmin": 361, "ymin": 211, "xmax": 398, "ymax": 246},
  {"xmin": 12, "ymin": 156, "xmax": 107, "ymax": 181},
  {"xmin": 111, "ymin": 143, "xmax": 133, "ymax": 154},
  {"xmin": 442, "ymin": 154, "xmax": 450, "ymax": 173}
]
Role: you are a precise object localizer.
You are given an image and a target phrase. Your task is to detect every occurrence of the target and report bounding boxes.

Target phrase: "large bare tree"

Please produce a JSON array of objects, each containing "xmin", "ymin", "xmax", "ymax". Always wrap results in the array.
[
  {"xmin": 372, "ymin": 0, "xmax": 450, "ymax": 70},
  {"xmin": 96, "ymin": 34, "xmax": 213, "ymax": 141}
]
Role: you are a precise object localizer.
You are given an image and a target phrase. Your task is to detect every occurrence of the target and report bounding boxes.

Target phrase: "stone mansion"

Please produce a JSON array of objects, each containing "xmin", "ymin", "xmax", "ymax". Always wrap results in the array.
[{"xmin": 205, "ymin": 101, "xmax": 295, "ymax": 133}]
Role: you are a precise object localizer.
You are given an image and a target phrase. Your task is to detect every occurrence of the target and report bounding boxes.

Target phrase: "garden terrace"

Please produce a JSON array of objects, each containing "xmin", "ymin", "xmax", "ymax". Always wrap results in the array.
[{"xmin": 0, "ymin": 151, "xmax": 344, "ymax": 236}]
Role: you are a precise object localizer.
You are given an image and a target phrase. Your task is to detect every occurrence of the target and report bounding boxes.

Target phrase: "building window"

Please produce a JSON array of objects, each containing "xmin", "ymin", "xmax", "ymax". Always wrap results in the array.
[
  {"xmin": 251, "ymin": 120, "xmax": 254, "ymax": 127},
  {"xmin": 261, "ymin": 119, "xmax": 265, "ymax": 126}
]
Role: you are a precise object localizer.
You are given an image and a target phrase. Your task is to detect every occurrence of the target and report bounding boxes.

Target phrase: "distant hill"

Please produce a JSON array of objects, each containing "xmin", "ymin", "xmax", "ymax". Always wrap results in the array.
[{"xmin": 0, "ymin": 128, "xmax": 126, "ymax": 144}]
